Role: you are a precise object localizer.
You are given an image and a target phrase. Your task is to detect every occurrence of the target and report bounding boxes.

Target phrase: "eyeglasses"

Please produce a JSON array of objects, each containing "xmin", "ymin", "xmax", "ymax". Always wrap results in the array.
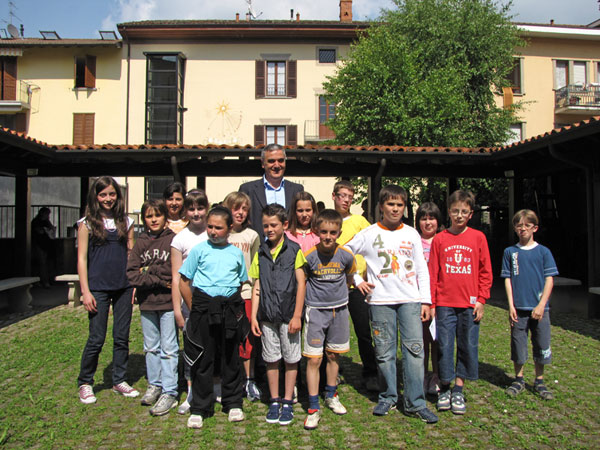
[
  {"xmin": 450, "ymin": 209, "xmax": 472, "ymax": 217},
  {"xmin": 266, "ymin": 158, "xmax": 285, "ymax": 164},
  {"xmin": 515, "ymin": 223, "xmax": 535, "ymax": 230},
  {"xmin": 335, "ymin": 193, "xmax": 353, "ymax": 201}
]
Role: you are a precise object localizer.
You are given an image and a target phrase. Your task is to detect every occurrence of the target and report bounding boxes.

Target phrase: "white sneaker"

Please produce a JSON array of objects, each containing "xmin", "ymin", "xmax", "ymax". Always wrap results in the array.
[
  {"xmin": 213, "ymin": 383, "xmax": 222, "ymax": 403},
  {"xmin": 304, "ymin": 409, "xmax": 321, "ymax": 430},
  {"xmin": 177, "ymin": 398, "xmax": 190, "ymax": 415},
  {"xmin": 187, "ymin": 414, "xmax": 203, "ymax": 429},
  {"xmin": 324, "ymin": 394, "xmax": 347, "ymax": 415},
  {"xmin": 79, "ymin": 384, "xmax": 96, "ymax": 404},
  {"xmin": 228, "ymin": 408, "xmax": 245, "ymax": 422},
  {"xmin": 112, "ymin": 381, "xmax": 140, "ymax": 398}
]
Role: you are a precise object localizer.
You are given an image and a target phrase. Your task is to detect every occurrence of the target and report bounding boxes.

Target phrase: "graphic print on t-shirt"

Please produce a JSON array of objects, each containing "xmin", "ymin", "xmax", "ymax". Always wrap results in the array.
[
  {"xmin": 444, "ymin": 245, "xmax": 473, "ymax": 275},
  {"xmin": 372, "ymin": 233, "xmax": 416, "ymax": 285}
]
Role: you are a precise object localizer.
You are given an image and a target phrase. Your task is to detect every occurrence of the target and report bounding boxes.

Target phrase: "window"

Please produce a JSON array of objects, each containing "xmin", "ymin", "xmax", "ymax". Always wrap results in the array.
[
  {"xmin": 319, "ymin": 96, "xmax": 336, "ymax": 139},
  {"xmin": 506, "ymin": 58, "xmax": 523, "ymax": 95},
  {"xmin": 145, "ymin": 53, "xmax": 185, "ymax": 145},
  {"xmin": 554, "ymin": 60, "xmax": 569, "ymax": 89},
  {"xmin": 0, "ymin": 56, "xmax": 17, "ymax": 100},
  {"xmin": 74, "ymin": 55, "xmax": 96, "ymax": 89},
  {"xmin": 573, "ymin": 61, "xmax": 587, "ymax": 85},
  {"xmin": 318, "ymin": 48, "xmax": 336, "ymax": 64},
  {"xmin": 255, "ymin": 60, "xmax": 296, "ymax": 98},
  {"xmin": 73, "ymin": 113, "xmax": 94, "ymax": 145},
  {"xmin": 145, "ymin": 176, "xmax": 174, "ymax": 200},
  {"xmin": 254, "ymin": 125, "xmax": 297, "ymax": 146},
  {"xmin": 506, "ymin": 123, "xmax": 524, "ymax": 146}
]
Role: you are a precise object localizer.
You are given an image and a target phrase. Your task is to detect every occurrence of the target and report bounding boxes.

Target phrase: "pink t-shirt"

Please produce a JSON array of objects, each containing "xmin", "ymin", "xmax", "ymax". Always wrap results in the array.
[
  {"xmin": 421, "ymin": 238, "xmax": 432, "ymax": 263},
  {"xmin": 285, "ymin": 230, "xmax": 320, "ymax": 254}
]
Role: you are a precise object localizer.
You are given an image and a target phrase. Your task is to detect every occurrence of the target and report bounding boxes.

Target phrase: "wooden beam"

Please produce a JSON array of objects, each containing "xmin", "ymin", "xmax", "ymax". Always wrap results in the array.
[{"xmin": 14, "ymin": 176, "xmax": 31, "ymax": 276}]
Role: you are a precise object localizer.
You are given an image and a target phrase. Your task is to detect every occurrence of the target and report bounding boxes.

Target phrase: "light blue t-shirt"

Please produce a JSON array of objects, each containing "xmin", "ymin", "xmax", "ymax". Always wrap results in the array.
[
  {"xmin": 264, "ymin": 176, "xmax": 287, "ymax": 209},
  {"xmin": 179, "ymin": 240, "xmax": 248, "ymax": 297},
  {"xmin": 501, "ymin": 242, "xmax": 558, "ymax": 311}
]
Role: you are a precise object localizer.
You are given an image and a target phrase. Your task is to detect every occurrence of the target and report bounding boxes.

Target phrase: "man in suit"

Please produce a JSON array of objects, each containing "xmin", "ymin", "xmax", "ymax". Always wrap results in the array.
[{"xmin": 239, "ymin": 143, "xmax": 303, "ymax": 239}]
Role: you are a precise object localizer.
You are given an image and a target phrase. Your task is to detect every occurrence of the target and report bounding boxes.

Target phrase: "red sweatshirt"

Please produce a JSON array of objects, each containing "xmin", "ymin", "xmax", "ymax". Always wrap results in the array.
[{"xmin": 429, "ymin": 227, "xmax": 493, "ymax": 308}]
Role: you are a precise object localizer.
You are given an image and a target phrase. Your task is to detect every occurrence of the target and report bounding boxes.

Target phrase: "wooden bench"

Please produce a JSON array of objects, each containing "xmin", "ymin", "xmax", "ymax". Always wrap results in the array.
[
  {"xmin": 0, "ymin": 277, "xmax": 40, "ymax": 312},
  {"xmin": 551, "ymin": 277, "xmax": 586, "ymax": 314},
  {"xmin": 55, "ymin": 274, "xmax": 81, "ymax": 307}
]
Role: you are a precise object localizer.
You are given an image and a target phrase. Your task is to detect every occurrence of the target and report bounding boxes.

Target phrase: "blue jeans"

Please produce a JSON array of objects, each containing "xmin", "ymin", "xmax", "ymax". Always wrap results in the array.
[
  {"xmin": 78, "ymin": 288, "xmax": 133, "ymax": 386},
  {"xmin": 369, "ymin": 303, "xmax": 425, "ymax": 412},
  {"xmin": 436, "ymin": 306, "xmax": 480, "ymax": 383},
  {"xmin": 141, "ymin": 310, "xmax": 179, "ymax": 396}
]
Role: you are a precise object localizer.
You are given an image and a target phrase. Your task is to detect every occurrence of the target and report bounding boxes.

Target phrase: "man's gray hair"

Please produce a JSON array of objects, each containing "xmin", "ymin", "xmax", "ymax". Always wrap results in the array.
[{"xmin": 261, "ymin": 143, "xmax": 287, "ymax": 162}]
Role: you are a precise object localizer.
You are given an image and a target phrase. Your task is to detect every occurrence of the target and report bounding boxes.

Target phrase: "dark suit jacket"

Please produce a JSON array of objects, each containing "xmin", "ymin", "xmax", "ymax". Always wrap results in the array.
[{"xmin": 239, "ymin": 178, "xmax": 304, "ymax": 239}]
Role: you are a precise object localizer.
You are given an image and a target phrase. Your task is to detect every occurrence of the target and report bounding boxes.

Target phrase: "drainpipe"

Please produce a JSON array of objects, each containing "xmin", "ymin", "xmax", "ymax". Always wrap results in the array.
[
  {"xmin": 548, "ymin": 142, "xmax": 595, "ymax": 286},
  {"xmin": 125, "ymin": 39, "xmax": 131, "ymax": 213},
  {"xmin": 171, "ymin": 156, "xmax": 181, "ymax": 184}
]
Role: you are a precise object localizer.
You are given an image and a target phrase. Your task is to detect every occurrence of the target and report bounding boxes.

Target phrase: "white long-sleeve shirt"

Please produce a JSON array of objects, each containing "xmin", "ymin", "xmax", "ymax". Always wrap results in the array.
[{"xmin": 346, "ymin": 222, "xmax": 431, "ymax": 305}]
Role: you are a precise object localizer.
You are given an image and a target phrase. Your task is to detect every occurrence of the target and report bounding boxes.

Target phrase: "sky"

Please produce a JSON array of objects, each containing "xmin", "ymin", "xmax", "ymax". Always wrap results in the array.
[{"xmin": 2, "ymin": 0, "xmax": 599, "ymax": 39}]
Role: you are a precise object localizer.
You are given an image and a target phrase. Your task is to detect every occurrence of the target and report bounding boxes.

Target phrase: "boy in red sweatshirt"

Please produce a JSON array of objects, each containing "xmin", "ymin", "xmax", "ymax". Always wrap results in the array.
[{"xmin": 429, "ymin": 190, "xmax": 492, "ymax": 415}]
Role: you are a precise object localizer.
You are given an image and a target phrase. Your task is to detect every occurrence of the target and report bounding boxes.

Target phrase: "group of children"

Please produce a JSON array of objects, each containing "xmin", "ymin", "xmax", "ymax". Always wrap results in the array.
[{"xmin": 75, "ymin": 176, "xmax": 559, "ymax": 430}]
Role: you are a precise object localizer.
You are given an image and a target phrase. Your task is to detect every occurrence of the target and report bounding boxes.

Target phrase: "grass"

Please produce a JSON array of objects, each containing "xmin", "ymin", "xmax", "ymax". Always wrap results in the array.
[{"xmin": 0, "ymin": 289, "xmax": 599, "ymax": 449}]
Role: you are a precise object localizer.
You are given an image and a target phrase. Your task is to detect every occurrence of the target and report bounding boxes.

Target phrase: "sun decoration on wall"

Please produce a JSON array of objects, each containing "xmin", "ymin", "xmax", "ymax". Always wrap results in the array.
[{"xmin": 206, "ymin": 100, "xmax": 243, "ymax": 145}]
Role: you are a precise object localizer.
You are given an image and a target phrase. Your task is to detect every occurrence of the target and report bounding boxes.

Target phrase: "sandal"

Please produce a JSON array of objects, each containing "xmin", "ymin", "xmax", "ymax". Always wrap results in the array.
[
  {"xmin": 534, "ymin": 382, "xmax": 554, "ymax": 400},
  {"xmin": 505, "ymin": 380, "xmax": 525, "ymax": 397}
]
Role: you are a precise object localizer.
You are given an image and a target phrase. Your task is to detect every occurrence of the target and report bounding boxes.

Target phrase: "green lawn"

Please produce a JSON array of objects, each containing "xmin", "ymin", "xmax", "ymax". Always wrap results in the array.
[{"xmin": 0, "ymin": 296, "xmax": 599, "ymax": 449}]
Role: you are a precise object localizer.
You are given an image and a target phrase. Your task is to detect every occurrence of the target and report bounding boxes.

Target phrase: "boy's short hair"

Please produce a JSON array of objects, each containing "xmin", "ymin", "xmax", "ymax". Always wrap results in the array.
[
  {"xmin": 379, "ymin": 185, "xmax": 408, "ymax": 205},
  {"xmin": 315, "ymin": 209, "xmax": 343, "ymax": 230},
  {"xmin": 223, "ymin": 191, "xmax": 252, "ymax": 227},
  {"xmin": 207, "ymin": 205, "xmax": 233, "ymax": 227},
  {"xmin": 184, "ymin": 189, "xmax": 209, "ymax": 210},
  {"xmin": 262, "ymin": 203, "xmax": 287, "ymax": 224},
  {"xmin": 512, "ymin": 209, "xmax": 539, "ymax": 226},
  {"xmin": 448, "ymin": 189, "xmax": 475, "ymax": 210},
  {"xmin": 333, "ymin": 180, "xmax": 355, "ymax": 195},
  {"xmin": 415, "ymin": 202, "xmax": 443, "ymax": 231},
  {"xmin": 141, "ymin": 198, "xmax": 168, "ymax": 221}
]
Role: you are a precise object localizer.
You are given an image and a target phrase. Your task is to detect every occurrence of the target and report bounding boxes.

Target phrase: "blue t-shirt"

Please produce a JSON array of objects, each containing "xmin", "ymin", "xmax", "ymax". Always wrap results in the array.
[
  {"xmin": 304, "ymin": 245, "xmax": 356, "ymax": 308},
  {"xmin": 179, "ymin": 240, "xmax": 248, "ymax": 297},
  {"xmin": 501, "ymin": 243, "xmax": 558, "ymax": 311}
]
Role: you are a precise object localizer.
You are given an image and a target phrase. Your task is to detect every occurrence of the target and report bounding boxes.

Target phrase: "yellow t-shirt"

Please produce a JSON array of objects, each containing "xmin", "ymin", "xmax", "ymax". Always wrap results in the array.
[{"xmin": 337, "ymin": 214, "xmax": 370, "ymax": 279}]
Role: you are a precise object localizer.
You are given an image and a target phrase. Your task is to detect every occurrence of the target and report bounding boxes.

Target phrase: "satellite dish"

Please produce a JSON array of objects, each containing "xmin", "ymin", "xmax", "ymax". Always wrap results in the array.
[{"xmin": 7, "ymin": 23, "xmax": 19, "ymax": 38}]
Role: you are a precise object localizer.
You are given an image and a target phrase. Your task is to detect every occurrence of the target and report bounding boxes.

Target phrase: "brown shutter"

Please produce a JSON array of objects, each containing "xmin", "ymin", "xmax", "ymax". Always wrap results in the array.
[
  {"xmin": 287, "ymin": 60, "xmax": 296, "ymax": 98},
  {"xmin": 73, "ymin": 113, "xmax": 95, "ymax": 145},
  {"xmin": 85, "ymin": 55, "xmax": 96, "ymax": 88},
  {"xmin": 15, "ymin": 113, "xmax": 27, "ymax": 134},
  {"xmin": 3, "ymin": 57, "xmax": 17, "ymax": 101},
  {"xmin": 255, "ymin": 60, "xmax": 265, "ymax": 98},
  {"xmin": 254, "ymin": 125, "xmax": 265, "ymax": 147},
  {"xmin": 286, "ymin": 125, "xmax": 297, "ymax": 146}
]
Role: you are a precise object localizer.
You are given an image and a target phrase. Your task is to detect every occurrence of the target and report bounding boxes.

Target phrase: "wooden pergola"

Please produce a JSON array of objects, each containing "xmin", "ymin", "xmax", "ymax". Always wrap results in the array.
[{"xmin": 2, "ymin": 118, "xmax": 600, "ymax": 301}]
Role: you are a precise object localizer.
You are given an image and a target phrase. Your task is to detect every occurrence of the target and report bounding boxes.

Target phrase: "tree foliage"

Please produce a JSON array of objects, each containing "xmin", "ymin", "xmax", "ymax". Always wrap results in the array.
[{"xmin": 323, "ymin": 0, "xmax": 524, "ymax": 148}]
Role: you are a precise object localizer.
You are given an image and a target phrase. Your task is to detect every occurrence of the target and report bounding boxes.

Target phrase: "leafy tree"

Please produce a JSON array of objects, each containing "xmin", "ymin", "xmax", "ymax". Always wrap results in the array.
[{"xmin": 324, "ymin": 0, "xmax": 524, "ymax": 148}]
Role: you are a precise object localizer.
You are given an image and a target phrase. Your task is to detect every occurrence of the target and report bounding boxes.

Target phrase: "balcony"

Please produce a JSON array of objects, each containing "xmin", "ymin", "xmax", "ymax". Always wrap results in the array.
[
  {"xmin": 304, "ymin": 120, "xmax": 336, "ymax": 143},
  {"xmin": 0, "ymin": 80, "xmax": 34, "ymax": 113},
  {"xmin": 555, "ymin": 84, "xmax": 600, "ymax": 115}
]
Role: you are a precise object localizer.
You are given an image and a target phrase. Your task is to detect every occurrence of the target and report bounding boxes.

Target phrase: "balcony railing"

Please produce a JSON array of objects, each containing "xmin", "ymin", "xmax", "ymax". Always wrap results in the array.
[
  {"xmin": 304, "ymin": 120, "xmax": 336, "ymax": 143},
  {"xmin": 0, "ymin": 80, "xmax": 34, "ymax": 112},
  {"xmin": 555, "ymin": 84, "xmax": 600, "ymax": 113}
]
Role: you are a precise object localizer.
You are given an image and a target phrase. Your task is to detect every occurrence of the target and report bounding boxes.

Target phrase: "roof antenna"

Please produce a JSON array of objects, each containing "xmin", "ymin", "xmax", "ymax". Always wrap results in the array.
[
  {"xmin": 245, "ymin": 0, "xmax": 263, "ymax": 20},
  {"xmin": 2, "ymin": 1, "xmax": 23, "ymax": 38}
]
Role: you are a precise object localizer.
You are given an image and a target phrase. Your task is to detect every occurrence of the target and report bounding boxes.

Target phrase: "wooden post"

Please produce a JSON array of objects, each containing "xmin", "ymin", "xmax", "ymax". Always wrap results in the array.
[
  {"xmin": 15, "ymin": 176, "xmax": 31, "ymax": 276},
  {"xmin": 80, "ymin": 177, "xmax": 89, "ymax": 217}
]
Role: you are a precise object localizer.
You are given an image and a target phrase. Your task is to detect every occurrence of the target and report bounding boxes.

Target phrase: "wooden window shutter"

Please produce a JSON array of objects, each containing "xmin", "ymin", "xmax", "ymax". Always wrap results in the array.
[
  {"xmin": 286, "ymin": 125, "xmax": 297, "ymax": 146},
  {"xmin": 255, "ymin": 60, "xmax": 265, "ymax": 98},
  {"xmin": 15, "ymin": 113, "xmax": 27, "ymax": 134},
  {"xmin": 85, "ymin": 55, "xmax": 96, "ymax": 88},
  {"xmin": 287, "ymin": 60, "xmax": 297, "ymax": 98},
  {"xmin": 2, "ymin": 57, "xmax": 17, "ymax": 101},
  {"xmin": 254, "ymin": 125, "xmax": 265, "ymax": 147},
  {"xmin": 73, "ymin": 113, "xmax": 95, "ymax": 145}
]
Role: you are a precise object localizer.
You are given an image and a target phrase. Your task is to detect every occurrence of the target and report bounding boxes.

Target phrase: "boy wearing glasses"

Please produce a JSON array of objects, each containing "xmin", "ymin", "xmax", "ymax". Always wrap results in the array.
[
  {"xmin": 501, "ymin": 210, "xmax": 558, "ymax": 400},
  {"xmin": 429, "ymin": 190, "xmax": 492, "ymax": 415},
  {"xmin": 332, "ymin": 180, "xmax": 378, "ymax": 391}
]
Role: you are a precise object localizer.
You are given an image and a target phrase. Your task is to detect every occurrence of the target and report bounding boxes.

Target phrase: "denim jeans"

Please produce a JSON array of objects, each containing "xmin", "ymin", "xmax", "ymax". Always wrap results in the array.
[
  {"xmin": 78, "ymin": 288, "xmax": 133, "ymax": 386},
  {"xmin": 436, "ymin": 306, "xmax": 480, "ymax": 383},
  {"xmin": 369, "ymin": 302, "xmax": 425, "ymax": 412},
  {"xmin": 141, "ymin": 310, "xmax": 179, "ymax": 396}
]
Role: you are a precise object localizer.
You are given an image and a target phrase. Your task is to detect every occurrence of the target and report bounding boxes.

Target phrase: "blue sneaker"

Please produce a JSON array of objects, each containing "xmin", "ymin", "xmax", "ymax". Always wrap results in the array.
[
  {"xmin": 406, "ymin": 407, "xmax": 439, "ymax": 424},
  {"xmin": 373, "ymin": 401, "xmax": 396, "ymax": 416},
  {"xmin": 266, "ymin": 400, "xmax": 280, "ymax": 424},
  {"xmin": 279, "ymin": 403, "xmax": 294, "ymax": 426}
]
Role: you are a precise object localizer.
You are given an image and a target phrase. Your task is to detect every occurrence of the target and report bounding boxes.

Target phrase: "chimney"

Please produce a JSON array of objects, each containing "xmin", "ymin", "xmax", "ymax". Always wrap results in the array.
[
  {"xmin": 296, "ymin": 12, "xmax": 300, "ymax": 22},
  {"xmin": 340, "ymin": 0, "xmax": 352, "ymax": 22},
  {"xmin": 291, "ymin": 9, "xmax": 294, "ymax": 20},
  {"xmin": 550, "ymin": 19, "xmax": 554, "ymax": 25},
  {"xmin": 236, "ymin": 13, "xmax": 240, "ymax": 22}
]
